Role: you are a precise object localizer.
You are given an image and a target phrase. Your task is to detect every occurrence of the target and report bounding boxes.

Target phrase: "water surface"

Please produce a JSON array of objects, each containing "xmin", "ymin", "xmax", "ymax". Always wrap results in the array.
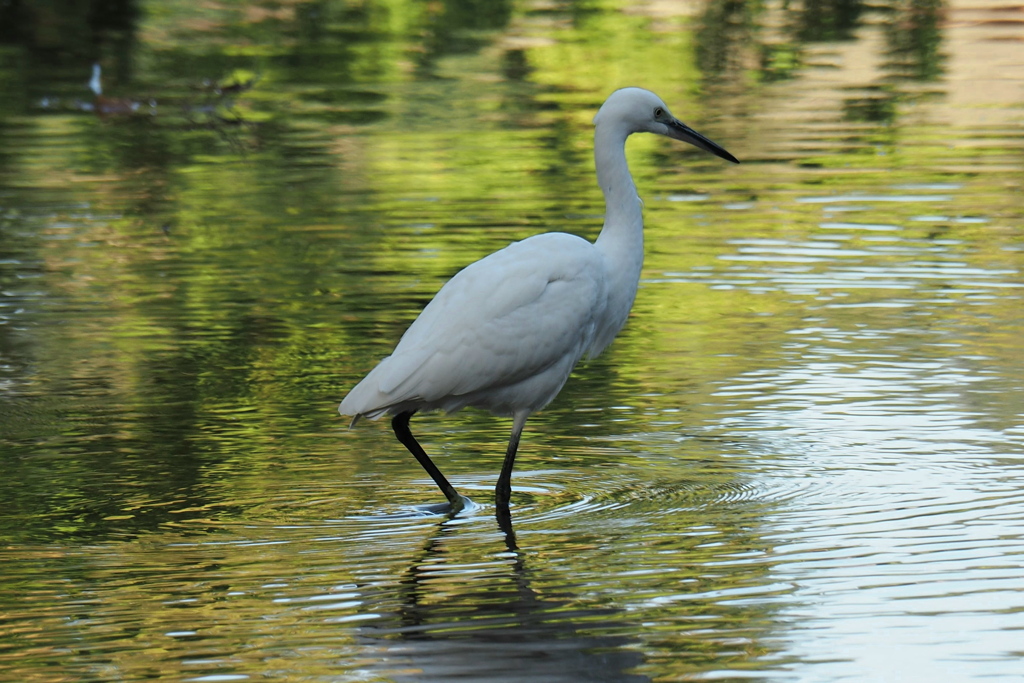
[{"xmin": 1, "ymin": 1, "xmax": 1023, "ymax": 681}]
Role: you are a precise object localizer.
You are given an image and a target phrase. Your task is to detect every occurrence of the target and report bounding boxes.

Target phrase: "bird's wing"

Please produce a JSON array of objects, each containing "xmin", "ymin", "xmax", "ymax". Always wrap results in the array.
[{"xmin": 341, "ymin": 232, "xmax": 606, "ymax": 416}]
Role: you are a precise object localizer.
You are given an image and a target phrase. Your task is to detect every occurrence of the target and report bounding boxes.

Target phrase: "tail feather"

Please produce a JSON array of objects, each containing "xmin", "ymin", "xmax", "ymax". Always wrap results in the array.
[
  {"xmin": 339, "ymin": 353, "xmax": 424, "ymax": 424},
  {"xmin": 339, "ymin": 367, "xmax": 398, "ymax": 426}
]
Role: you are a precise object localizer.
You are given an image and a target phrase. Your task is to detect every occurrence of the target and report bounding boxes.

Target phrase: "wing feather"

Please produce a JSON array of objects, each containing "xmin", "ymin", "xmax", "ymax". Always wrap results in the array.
[{"xmin": 340, "ymin": 232, "xmax": 607, "ymax": 417}]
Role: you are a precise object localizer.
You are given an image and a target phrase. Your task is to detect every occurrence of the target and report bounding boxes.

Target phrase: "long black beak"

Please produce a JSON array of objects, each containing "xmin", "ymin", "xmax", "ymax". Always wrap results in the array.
[{"xmin": 666, "ymin": 117, "xmax": 739, "ymax": 164}]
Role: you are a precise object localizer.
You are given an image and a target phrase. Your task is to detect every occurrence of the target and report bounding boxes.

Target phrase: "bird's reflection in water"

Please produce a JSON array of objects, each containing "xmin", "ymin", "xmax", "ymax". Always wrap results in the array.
[{"xmin": 355, "ymin": 512, "xmax": 650, "ymax": 682}]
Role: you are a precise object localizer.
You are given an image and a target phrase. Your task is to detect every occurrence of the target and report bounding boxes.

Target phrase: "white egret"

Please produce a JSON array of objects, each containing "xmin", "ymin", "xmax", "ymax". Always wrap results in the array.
[{"xmin": 340, "ymin": 87, "xmax": 738, "ymax": 511}]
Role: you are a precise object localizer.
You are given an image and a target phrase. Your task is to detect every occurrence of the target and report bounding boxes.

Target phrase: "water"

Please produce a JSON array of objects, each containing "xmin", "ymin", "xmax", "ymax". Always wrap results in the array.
[{"xmin": 2, "ymin": 0, "xmax": 1023, "ymax": 681}]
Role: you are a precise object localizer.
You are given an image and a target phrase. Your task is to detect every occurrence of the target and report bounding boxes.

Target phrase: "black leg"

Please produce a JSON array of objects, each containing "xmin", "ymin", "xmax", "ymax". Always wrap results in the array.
[
  {"xmin": 392, "ymin": 411, "xmax": 463, "ymax": 509},
  {"xmin": 496, "ymin": 502, "xmax": 517, "ymax": 549},
  {"xmin": 495, "ymin": 412, "xmax": 529, "ymax": 508}
]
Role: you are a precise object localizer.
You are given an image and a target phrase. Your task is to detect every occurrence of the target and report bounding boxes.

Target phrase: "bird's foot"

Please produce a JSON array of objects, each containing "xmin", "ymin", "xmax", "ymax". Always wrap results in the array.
[{"xmin": 413, "ymin": 494, "xmax": 473, "ymax": 517}]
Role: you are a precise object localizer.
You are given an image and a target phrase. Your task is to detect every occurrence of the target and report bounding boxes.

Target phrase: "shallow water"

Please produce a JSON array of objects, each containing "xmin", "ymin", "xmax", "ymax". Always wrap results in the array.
[{"xmin": 2, "ymin": 0, "xmax": 1024, "ymax": 681}]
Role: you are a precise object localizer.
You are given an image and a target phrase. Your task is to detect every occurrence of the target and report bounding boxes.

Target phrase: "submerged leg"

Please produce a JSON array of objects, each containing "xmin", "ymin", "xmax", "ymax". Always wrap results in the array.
[
  {"xmin": 392, "ymin": 411, "xmax": 463, "ymax": 510},
  {"xmin": 495, "ymin": 411, "xmax": 530, "ymax": 508}
]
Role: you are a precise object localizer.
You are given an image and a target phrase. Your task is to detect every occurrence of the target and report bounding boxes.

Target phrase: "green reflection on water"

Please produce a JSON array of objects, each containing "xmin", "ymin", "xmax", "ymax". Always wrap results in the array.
[{"xmin": 0, "ymin": 0, "xmax": 1022, "ymax": 681}]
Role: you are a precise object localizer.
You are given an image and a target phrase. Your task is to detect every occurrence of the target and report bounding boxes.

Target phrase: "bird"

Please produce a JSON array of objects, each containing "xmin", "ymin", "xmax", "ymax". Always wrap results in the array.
[
  {"xmin": 87, "ymin": 63, "xmax": 145, "ymax": 117},
  {"xmin": 339, "ymin": 87, "xmax": 738, "ymax": 512}
]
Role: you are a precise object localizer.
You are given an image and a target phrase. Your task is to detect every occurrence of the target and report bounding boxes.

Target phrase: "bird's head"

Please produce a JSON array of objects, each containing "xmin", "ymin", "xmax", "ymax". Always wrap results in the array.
[{"xmin": 593, "ymin": 87, "xmax": 738, "ymax": 164}]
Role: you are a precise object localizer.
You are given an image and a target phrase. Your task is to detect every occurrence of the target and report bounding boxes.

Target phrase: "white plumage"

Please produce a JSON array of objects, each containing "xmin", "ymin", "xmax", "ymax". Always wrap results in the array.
[
  {"xmin": 340, "ymin": 87, "xmax": 738, "ymax": 512},
  {"xmin": 343, "ymin": 232, "xmax": 605, "ymax": 419}
]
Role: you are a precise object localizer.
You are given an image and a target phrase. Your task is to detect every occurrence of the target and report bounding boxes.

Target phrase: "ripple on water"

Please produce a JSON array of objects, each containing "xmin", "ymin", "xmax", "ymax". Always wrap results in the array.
[
  {"xmin": 658, "ymin": 187, "xmax": 1021, "ymax": 310},
  {"xmin": 795, "ymin": 193, "xmax": 954, "ymax": 204},
  {"xmin": 666, "ymin": 241, "xmax": 1020, "ymax": 301},
  {"xmin": 698, "ymin": 313, "xmax": 1024, "ymax": 680}
]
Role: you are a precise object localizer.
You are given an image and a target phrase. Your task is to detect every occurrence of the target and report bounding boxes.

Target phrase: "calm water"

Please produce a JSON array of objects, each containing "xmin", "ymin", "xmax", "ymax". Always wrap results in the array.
[{"xmin": 2, "ymin": 1, "xmax": 1023, "ymax": 681}]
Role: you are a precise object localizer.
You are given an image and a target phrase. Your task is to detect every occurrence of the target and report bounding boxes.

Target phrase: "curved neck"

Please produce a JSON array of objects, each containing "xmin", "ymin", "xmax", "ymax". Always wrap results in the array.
[
  {"xmin": 590, "ymin": 124, "xmax": 645, "ymax": 354},
  {"xmin": 595, "ymin": 126, "xmax": 643, "ymax": 246},
  {"xmin": 594, "ymin": 124, "xmax": 644, "ymax": 283}
]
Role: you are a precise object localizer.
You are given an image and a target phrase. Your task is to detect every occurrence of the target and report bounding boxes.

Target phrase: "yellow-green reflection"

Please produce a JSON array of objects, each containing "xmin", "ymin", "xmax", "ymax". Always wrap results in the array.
[{"xmin": 0, "ymin": 0, "xmax": 1022, "ymax": 681}]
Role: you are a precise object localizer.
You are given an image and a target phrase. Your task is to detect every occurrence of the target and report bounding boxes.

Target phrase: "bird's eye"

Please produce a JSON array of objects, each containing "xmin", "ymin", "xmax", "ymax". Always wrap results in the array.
[{"xmin": 654, "ymin": 107, "xmax": 664, "ymax": 118}]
